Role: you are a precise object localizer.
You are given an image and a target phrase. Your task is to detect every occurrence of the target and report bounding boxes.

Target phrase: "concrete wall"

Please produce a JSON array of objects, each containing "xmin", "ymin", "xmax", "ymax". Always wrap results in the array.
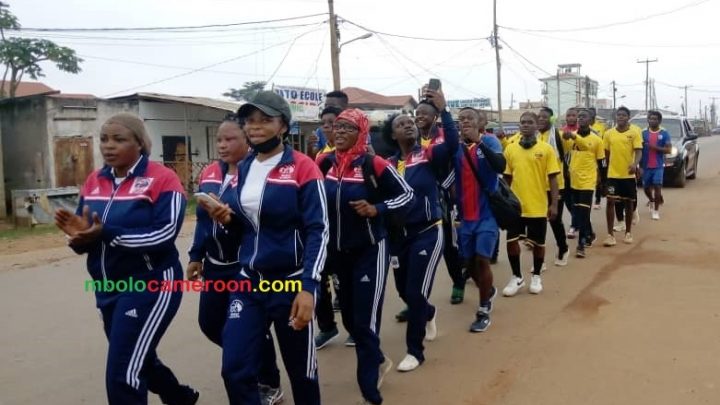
[
  {"xmin": 139, "ymin": 100, "xmax": 227, "ymax": 163},
  {"xmin": 1, "ymin": 98, "xmax": 50, "ymax": 197}
]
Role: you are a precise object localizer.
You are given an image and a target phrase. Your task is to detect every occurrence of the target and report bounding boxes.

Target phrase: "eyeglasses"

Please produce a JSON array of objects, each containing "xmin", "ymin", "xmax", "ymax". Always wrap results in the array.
[{"xmin": 333, "ymin": 123, "xmax": 358, "ymax": 132}]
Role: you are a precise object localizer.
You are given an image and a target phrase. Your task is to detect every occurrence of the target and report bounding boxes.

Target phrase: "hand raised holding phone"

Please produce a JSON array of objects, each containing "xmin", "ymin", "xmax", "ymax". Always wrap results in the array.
[
  {"xmin": 195, "ymin": 192, "xmax": 233, "ymax": 225},
  {"xmin": 422, "ymin": 79, "xmax": 447, "ymax": 112}
]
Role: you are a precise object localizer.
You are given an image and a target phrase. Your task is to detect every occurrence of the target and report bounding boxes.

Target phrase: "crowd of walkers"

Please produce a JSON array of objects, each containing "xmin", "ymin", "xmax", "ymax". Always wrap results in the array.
[{"xmin": 56, "ymin": 85, "xmax": 672, "ymax": 405}]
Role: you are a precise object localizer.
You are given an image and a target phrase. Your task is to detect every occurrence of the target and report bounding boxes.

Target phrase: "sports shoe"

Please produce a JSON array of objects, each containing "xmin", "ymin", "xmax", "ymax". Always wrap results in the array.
[
  {"xmin": 397, "ymin": 354, "xmax": 421, "ymax": 372},
  {"xmin": 425, "ymin": 311, "xmax": 437, "ymax": 341},
  {"xmin": 332, "ymin": 296, "xmax": 341, "ymax": 312},
  {"xmin": 469, "ymin": 310, "xmax": 491, "ymax": 333},
  {"xmin": 314, "ymin": 327, "xmax": 339, "ymax": 350},
  {"xmin": 555, "ymin": 250, "xmax": 569, "ymax": 266},
  {"xmin": 633, "ymin": 208, "xmax": 640, "ymax": 225},
  {"xmin": 377, "ymin": 356, "xmax": 393, "ymax": 389},
  {"xmin": 450, "ymin": 286, "xmax": 465, "ymax": 305},
  {"xmin": 651, "ymin": 210, "xmax": 660, "ymax": 220},
  {"xmin": 566, "ymin": 227, "xmax": 576, "ymax": 239},
  {"xmin": 575, "ymin": 247, "xmax": 586, "ymax": 258},
  {"xmin": 502, "ymin": 276, "xmax": 525, "ymax": 297},
  {"xmin": 624, "ymin": 232, "xmax": 633, "ymax": 244},
  {"xmin": 483, "ymin": 286, "xmax": 498, "ymax": 313},
  {"xmin": 603, "ymin": 234, "xmax": 617, "ymax": 247},
  {"xmin": 172, "ymin": 386, "xmax": 200, "ymax": 405},
  {"xmin": 529, "ymin": 263, "xmax": 547, "ymax": 274},
  {"xmin": 395, "ymin": 307, "xmax": 408, "ymax": 323},
  {"xmin": 592, "ymin": 203, "xmax": 601, "ymax": 210},
  {"xmin": 613, "ymin": 221, "xmax": 626, "ymax": 232},
  {"xmin": 586, "ymin": 233, "xmax": 597, "ymax": 248},
  {"xmin": 646, "ymin": 200, "xmax": 654, "ymax": 214},
  {"xmin": 529, "ymin": 275, "xmax": 543, "ymax": 294},
  {"xmin": 259, "ymin": 384, "xmax": 284, "ymax": 405},
  {"xmin": 344, "ymin": 336, "xmax": 356, "ymax": 347}
]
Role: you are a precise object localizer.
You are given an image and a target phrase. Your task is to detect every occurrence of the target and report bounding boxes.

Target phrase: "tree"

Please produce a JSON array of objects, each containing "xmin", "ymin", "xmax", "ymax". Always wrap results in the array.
[
  {"xmin": 223, "ymin": 81, "xmax": 266, "ymax": 102},
  {"xmin": 0, "ymin": 2, "xmax": 83, "ymax": 98}
]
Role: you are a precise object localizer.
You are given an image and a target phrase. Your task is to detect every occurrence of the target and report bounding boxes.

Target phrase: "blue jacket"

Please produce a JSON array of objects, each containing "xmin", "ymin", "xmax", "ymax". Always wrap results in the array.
[
  {"xmin": 321, "ymin": 153, "xmax": 415, "ymax": 252},
  {"xmin": 453, "ymin": 135, "xmax": 503, "ymax": 223},
  {"xmin": 387, "ymin": 110, "xmax": 460, "ymax": 235},
  {"xmin": 74, "ymin": 155, "xmax": 187, "ymax": 305},
  {"xmin": 188, "ymin": 160, "xmax": 241, "ymax": 277},
  {"xmin": 229, "ymin": 145, "xmax": 328, "ymax": 296}
]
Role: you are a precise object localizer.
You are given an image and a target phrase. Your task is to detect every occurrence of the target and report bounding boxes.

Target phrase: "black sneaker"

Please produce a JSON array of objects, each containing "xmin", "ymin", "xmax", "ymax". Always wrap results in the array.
[
  {"xmin": 576, "ymin": 247, "xmax": 586, "ymax": 258},
  {"xmin": 167, "ymin": 385, "xmax": 199, "ymax": 405},
  {"xmin": 481, "ymin": 286, "xmax": 498, "ymax": 313},
  {"xmin": 395, "ymin": 307, "xmax": 409, "ymax": 323},
  {"xmin": 586, "ymin": 233, "xmax": 597, "ymax": 248},
  {"xmin": 314, "ymin": 327, "xmax": 339, "ymax": 350},
  {"xmin": 470, "ymin": 311, "xmax": 491, "ymax": 333}
]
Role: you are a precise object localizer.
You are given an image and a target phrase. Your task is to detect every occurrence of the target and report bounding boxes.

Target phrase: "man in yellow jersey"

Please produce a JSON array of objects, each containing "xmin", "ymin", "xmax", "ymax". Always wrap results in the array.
[
  {"xmin": 537, "ymin": 107, "xmax": 569, "ymax": 266},
  {"xmin": 502, "ymin": 112, "xmax": 560, "ymax": 296},
  {"xmin": 603, "ymin": 106, "xmax": 642, "ymax": 246},
  {"xmin": 589, "ymin": 107, "xmax": 607, "ymax": 209},
  {"xmin": 563, "ymin": 109, "xmax": 605, "ymax": 258}
]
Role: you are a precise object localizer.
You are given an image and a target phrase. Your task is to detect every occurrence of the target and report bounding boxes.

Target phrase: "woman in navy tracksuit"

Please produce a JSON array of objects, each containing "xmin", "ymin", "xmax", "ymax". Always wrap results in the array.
[
  {"xmin": 318, "ymin": 108, "xmax": 414, "ymax": 405},
  {"xmin": 55, "ymin": 113, "xmax": 197, "ymax": 405},
  {"xmin": 188, "ymin": 115, "xmax": 284, "ymax": 404},
  {"xmin": 203, "ymin": 92, "xmax": 328, "ymax": 405},
  {"xmin": 383, "ymin": 88, "xmax": 458, "ymax": 372}
]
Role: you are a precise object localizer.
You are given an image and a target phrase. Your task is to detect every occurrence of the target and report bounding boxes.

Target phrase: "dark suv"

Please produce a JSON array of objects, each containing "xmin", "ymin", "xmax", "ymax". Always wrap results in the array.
[{"xmin": 630, "ymin": 115, "xmax": 699, "ymax": 188}]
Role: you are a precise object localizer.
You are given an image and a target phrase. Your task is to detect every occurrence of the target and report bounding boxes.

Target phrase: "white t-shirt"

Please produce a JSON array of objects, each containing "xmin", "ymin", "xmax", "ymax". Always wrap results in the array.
[
  {"xmin": 220, "ymin": 173, "xmax": 234, "ymax": 194},
  {"xmin": 241, "ymin": 153, "xmax": 283, "ymax": 228}
]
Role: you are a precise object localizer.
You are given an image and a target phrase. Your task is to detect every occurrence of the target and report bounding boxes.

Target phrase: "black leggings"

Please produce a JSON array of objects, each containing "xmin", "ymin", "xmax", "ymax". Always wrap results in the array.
[{"xmin": 548, "ymin": 190, "xmax": 568, "ymax": 252}]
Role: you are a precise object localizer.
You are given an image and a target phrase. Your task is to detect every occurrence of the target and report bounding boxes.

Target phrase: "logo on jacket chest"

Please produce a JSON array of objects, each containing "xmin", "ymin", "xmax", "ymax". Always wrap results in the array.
[
  {"xmin": 130, "ymin": 177, "xmax": 154, "ymax": 194},
  {"xmin": 352, "ymin": 166, "xmax": 364, "ymax": 179},
  {"xmin": 277, "ymin": 164, "xmax": 296, "ymax": 180}
]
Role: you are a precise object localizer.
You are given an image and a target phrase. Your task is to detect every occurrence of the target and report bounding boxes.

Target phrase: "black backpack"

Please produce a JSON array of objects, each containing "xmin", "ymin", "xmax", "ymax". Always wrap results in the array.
[{"xmin": 319, "ymin": 152, "xmax": 406, "ymax": 243}]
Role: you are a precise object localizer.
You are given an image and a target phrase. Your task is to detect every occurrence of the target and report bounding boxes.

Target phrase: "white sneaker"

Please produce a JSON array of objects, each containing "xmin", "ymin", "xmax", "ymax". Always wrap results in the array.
[
  {"xmin": 613, "ymin": 221, "xmax": 626, "ymax": 232},
  {"xmin": 554, "ymin": 250, "xmax": 569, "ymax": 266},
  {"xmin": 633, "ymin": 208, "xmax": 640, "ymax": 225},
  {"xmin": 651, "ymin": 210, "xmax": 660, "ymax": 220},
  {"xmin": 377, "ymin": 356, "xmax": 393, "ymax": 389},
  {"xmin": 566, "ymin": 227, "xmax": 577, "ymax": 239},
  {"xmin": 503, "ymin": 276, "xmax": 525, "ymax": 297},
  {"xmin": 529, "ymin": 275, "xmax": 543, "ymax": 294},
  {"xmin": 397, "ymin": 354, "xmax": 421, "ymax": 372},
  {"xmin": 425, "ymin": 312, "xmax": 437, "ymax": 341}
]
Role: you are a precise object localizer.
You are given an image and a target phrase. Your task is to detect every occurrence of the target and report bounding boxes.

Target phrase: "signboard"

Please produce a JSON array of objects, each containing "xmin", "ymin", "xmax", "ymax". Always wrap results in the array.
[
  {"xmin": 273, "ymin": 86, "xmax": 326, "ymax": 121},
  {"xmin": 447, "ymin": 98, "xmax": 492, "ymax": 109}
]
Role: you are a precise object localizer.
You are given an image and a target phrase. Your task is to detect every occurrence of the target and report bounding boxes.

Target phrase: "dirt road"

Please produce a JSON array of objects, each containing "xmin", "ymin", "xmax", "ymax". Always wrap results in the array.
[{"xmin": 2, "ymin": 137, "xmax": 719, "ymax": 405}]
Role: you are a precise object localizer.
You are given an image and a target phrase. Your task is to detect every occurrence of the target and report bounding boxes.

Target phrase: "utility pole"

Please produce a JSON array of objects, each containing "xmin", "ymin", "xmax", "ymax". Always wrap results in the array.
[
  {"xmin": 710, "ymin": 97, "xmax": 717, "ymax": 127},
  {"xmin": 637, "ymin": 58, "xmax": 658, "ymax": 112},
  {"xmin": 493, "ymin": 0, "xmax": 503, "ymax": 128},
  {"xmin": 612, "ymin": 80, "xmax": 617, "ymax": 114},
  {"xmin": 556, "ymin": 70, "xmax": 561, "ymax": 116},
  {"xmin": 584, "ymin": 76, "xmax": 590, "ymax": 107},
  {"xmin": 328, "ymin": 0, "xmax": 341, "ymax": 90},
  {"xmin": 682, "ymin": 85, "xmax": 691, "ymax": 116}
]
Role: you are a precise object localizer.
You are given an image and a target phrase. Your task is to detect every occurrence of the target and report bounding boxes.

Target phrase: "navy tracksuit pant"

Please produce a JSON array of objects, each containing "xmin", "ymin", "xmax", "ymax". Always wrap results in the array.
[
  {"xmin": 198, "ymin": 263, "xmax": 281, "ymax": 388},
  {"xmin": 392, "ymin": 224, "xmax": 444, "ymax": 362},
  {"xmin": 100, "ymin": 266, "xmax": 188, "ymax": 405},
  {"xmin": 335, "ymin": 239, "xmax": 390, "ymax": 405},
  {"xmin": 221, "ymin": 273, "xmax": 320, "ymax": 405}
]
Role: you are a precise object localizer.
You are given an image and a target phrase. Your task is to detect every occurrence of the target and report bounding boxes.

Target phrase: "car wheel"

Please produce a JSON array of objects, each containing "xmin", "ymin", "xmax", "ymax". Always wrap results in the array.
[
  {"xmin": 688, "ymin": 153, "xmax": 698, "ymax": 179},
  {"xmin": 674, "ymin": 161, "xmax": 687, "ymax": 188}
]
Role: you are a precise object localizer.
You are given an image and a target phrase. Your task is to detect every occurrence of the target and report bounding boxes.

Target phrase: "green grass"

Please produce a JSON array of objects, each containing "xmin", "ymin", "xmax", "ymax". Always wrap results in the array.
[
  {"xmin": 0, "ymin": 223, "xmax": 62, "ymax": 240},
  {"xmin": 185, "ymin": 198, "xmax": 197, "ymax": 217}
]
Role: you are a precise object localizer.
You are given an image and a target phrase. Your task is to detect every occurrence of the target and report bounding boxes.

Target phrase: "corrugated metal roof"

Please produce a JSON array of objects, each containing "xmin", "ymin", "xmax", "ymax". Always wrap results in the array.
[{"xmin": 110, "ymin": 92, "xmax": 241, "ymax": 112}]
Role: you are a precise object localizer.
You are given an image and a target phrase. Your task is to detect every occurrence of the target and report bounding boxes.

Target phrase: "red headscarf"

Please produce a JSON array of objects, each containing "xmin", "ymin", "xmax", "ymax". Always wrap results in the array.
[{"xmin": 335, "ymin": 108, "xmax": 369, "ymax": 178}]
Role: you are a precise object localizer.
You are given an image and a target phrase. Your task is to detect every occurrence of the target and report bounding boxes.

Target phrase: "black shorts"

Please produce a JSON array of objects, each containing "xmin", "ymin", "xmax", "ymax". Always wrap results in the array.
[
  {"xmin": 571, "ymin": 189, "xmax": 594, "ymax": 209},
  {"xmin": 507, "ymin": 217, "xmax": 548, "ymax": 247},
  {"xmin": 607, "ymin": 178, "xmax": 637, "ymax": 201}
]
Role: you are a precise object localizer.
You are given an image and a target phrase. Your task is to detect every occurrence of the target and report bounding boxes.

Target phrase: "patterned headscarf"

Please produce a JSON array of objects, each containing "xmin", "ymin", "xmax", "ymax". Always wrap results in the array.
[{"xmin": 335, "ymin": 108, "xmax": 369, "ymax": 177}]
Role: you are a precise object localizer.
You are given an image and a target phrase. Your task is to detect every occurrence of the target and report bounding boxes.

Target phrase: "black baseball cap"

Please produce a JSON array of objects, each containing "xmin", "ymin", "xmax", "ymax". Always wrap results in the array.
[{"xmin": 237, "ymin": 91, "xmax": 292, "ymax": 124}]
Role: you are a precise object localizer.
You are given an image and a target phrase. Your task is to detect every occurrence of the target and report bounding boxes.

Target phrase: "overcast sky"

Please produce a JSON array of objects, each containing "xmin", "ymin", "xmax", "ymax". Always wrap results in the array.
[{"xmin": 9, "ymin": 0, "xmax": 720, "ymax": 117}]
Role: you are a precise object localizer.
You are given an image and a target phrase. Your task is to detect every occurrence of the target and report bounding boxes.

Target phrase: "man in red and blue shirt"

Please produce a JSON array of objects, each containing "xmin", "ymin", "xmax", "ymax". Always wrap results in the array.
[{"xmin": 641, "ymin": 110, "xmax": 672, "ymax": 220}]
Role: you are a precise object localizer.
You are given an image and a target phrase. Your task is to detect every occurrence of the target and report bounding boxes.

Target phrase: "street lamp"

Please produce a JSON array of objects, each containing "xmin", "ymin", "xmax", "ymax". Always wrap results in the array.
[
  {"xmin": 331, "ymin": 32, "xmax": 373, "ymax": 90},
  {"xmin": 339, "ymin": 33, "xmax": 373, "ymax": 51}
]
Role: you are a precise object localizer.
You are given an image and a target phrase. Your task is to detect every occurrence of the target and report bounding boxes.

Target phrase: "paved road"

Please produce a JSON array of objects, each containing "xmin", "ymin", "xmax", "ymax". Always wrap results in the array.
[{"xmin": 2, "ymin": 136, "xmax": 720, "ymax": 405}]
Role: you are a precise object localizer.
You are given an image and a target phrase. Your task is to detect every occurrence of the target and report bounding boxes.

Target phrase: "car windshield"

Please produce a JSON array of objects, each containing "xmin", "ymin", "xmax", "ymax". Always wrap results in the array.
[{"xmin": 631, "ymin": 118, "xmax": 682, "ymax": 140}]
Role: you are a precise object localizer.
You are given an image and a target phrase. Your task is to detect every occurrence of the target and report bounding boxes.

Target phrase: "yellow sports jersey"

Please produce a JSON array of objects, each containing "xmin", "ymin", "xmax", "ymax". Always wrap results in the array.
[
  {"xmin": 397, "ymin": 159, "xmax": 406, "ymax": 176},
  {"xmin": 604, "ymin": 126, "xmax": 643, "ymax": 179},
  {"xmin": 539, "ymin": 129, "xmax": 565, "ymax": 190},
  {"xmin": 420, "ymin": 137, "xmax": 431, "ymax": 148},
  {"xmin": 501, "ymin": 132, "xmax": 521, "ymax": 150},
  {"xmin": 504, "ymin": 141, "xmax": 560, "ymax": 218},
  {"xmin": 320, "ymin": 144, "xmax": 335, "ymax": 154},
  {"xmin": 591, "ymin": 121, "xmax": 607, "ymax": 139},
  {"xmin": 566, "ymin": 133, "xmax": 605, "ymax": 190}
]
